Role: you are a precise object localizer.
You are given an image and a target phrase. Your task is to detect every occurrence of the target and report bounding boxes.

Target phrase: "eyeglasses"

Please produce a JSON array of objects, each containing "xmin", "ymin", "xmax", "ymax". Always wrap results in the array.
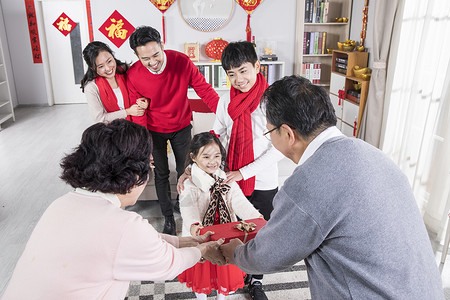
[{"xmin": 263, "ymin": 126, "xmax": 280, "ymax": 141}]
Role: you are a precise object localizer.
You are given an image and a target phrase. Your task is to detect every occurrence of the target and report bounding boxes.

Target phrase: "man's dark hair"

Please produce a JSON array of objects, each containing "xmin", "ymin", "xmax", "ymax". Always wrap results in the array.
[
  {"xmin": 60, "ymin": 119, "xmax": 152, "ymax": 194},
  {"xmin": 221, "ymin": 41, "xmax": 258, "ymax": 71},
  {"xmin": 185, "ymin": 132, "xmax": 227, "ymax": 171},
  {"xmin": 129, "ymin": 26, "xmax": 162, "ymax": 52},
  {"xmin": 262, "ymin": 75, "xmax": 337, "ymax": 140}
]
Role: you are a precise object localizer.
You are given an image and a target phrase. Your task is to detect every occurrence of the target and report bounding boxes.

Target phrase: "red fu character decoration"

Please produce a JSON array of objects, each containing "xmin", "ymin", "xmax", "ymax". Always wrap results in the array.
[
  {"xmin": 149, "ymin": 0, "xmax": 175, "ymax": 44},
  {"xmin": 235, "ymin": 0, "xmax": 264, "ymax": 42}
]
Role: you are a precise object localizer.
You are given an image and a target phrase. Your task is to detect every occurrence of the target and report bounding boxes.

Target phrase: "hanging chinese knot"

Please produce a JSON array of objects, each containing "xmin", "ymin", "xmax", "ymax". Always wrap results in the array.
[
  {"xmin": 149, "ymin": 0, "xmax": 175, "ymax": 44},
  {"xmin": 235, "ymin": 0, "xmax": 264, "ymax": 42}
]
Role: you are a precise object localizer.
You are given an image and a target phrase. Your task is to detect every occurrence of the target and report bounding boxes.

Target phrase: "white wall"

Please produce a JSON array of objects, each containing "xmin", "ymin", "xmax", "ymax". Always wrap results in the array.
[
  {"xmin": 1, "ymin": 0, "xmax": 374, "ymax": 106},
  {"xmin": 0, "ymin": 0, "xmax": 297, "ymax": 106}
]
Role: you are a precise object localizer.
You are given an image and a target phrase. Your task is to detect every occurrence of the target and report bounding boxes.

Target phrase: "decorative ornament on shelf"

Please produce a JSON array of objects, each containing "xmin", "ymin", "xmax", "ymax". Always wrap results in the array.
[
  {"xmin": 235, "ymin": 0, "xmax": 264, "ymax": 41},
  {"xmin": 353, "ymin": 65, "xmax": 371, "ymax": 80},
  {"xmin": 337, "ymin": 39, "xmax": 356, "ymax": 52},
  {"xmin": 360, "ymin": 0, "xmax": 369, "ymax": 49},
  {"xmin": 335, "ymin": 17, "xmax": 349, "ymax": 23},
  {"xmin": 205, "ymin": 38, "xmax": 229, "ymax": 62}
]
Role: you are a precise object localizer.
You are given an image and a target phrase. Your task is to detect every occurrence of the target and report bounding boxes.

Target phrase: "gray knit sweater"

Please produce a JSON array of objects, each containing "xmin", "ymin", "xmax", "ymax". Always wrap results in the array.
[{"xmin": 234, "ymin": 136, "xmax": 444, "ymax": 299}]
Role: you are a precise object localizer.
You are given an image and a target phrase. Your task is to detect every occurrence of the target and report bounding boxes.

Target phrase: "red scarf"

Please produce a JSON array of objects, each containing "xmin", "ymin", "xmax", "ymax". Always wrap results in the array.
[
  {"xmin": 227, "ymin": 72, "xmax": 268, "ymax": 196},
  {"xmin": 95, "ymin": 72, "xmax": 131, "ymax": 121}
]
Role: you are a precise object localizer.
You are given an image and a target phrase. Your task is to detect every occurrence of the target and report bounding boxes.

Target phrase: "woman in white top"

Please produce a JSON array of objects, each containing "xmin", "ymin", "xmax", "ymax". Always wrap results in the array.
[{"xmin": 81, "ymin": 41, "xmax": 147, "ymax": 123}]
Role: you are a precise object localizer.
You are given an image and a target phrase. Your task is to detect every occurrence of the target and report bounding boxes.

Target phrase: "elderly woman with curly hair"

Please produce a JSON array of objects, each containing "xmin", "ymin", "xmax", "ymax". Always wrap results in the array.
[{"xmin": 2, "ymin": 120, "xmax": 225, "ymax": 300}]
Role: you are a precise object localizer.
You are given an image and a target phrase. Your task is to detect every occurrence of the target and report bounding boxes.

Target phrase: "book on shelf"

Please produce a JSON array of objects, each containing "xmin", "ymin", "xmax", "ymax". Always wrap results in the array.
[
  {"xmin": 260, "ymin": 65, "xmax": 268, "ymax": 82},
  {"xmin": 321, "ymin": 32, "xmax": 327, "ymax": 54},
  {"xmin": 322, "ymin": 1, "xmax": 329, "ymax": 23},
  {"xmin": 204, "ymin": 66, "xmax": 210, "ymax": 84},
  {"xmin": 267, "ymin": 64, "xmax": 276, "ymax": 85},
  {"xmin": 305, "ymin": 0, "xmax": 331, "ymax": 24},
  {"xmin": 303, "ymin": 32, "xmax": 327, "ymax": 55},
  {"xmin": 301, "ymin": 62, "xmax": 321, "ymax": 84}
]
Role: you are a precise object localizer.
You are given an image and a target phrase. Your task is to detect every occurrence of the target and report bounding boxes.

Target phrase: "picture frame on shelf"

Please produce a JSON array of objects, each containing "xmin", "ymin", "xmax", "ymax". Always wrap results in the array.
[{"xmin": 184, "ymin": 42, "xmax": 200, "ymax": 62}]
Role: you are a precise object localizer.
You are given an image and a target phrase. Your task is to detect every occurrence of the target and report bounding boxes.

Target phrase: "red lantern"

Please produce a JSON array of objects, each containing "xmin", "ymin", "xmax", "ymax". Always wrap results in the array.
[{"xmin": 205, "ymin": 38, "xmax": 229, "ymax": 62}]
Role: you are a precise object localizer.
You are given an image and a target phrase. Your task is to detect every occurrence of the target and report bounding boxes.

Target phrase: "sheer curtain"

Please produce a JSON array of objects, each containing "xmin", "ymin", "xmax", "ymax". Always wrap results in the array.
[{"xmin": 382, "ymin": 0, "xmax": 450, "ymax": 242}]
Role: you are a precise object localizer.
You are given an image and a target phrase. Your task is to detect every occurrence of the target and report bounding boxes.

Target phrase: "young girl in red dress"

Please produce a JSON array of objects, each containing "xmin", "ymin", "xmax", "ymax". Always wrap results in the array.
[{"xmin": 178, "ymin": 132, "xmax": 262, "ymax": 300}]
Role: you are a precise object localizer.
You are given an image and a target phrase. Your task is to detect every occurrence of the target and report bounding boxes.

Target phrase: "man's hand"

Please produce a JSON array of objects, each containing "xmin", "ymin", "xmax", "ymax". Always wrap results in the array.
[
  {"xmin": 177, "ymin": 171, "xmax": 191, "ymax": 194},
  {"xmin": 224, "ymin": 170, "xmax": 243, "ymax": 184},
  {"xmin": 196, "ymin": 238, "xmax": 227, "ymax": 265},
  {"xmin": 178, "ymin": 231, "xmax": 213, "ymax": 248},
  {"xmin": 219, "ymin": 238, "xmax": 244, "ymax": 265}
]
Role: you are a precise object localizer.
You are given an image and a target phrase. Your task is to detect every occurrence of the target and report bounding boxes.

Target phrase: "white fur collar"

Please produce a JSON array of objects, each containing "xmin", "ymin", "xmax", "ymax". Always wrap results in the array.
[{"xmin": 191, "ymin": 163, "xmax": 227, "ymax": 193}]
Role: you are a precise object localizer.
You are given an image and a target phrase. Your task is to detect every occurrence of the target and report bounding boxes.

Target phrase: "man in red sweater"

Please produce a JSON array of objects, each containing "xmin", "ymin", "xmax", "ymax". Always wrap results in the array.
[{"xmin": 127, "ymin": 26, "xmax": 219, "ymax": 235}]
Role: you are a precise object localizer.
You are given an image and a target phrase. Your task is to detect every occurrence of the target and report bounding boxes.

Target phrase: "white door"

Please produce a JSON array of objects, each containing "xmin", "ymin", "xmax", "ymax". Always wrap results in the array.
[{"xmin": 41, "ymin": 0, "xmax": 89, "ymax": 104}]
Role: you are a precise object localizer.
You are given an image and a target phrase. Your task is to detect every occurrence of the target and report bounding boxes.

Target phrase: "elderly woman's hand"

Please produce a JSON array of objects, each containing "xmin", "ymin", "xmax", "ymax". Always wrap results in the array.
[
  {"xmin": 196, "ymin": 238, "xmax": 227, "ymax": 265},
  {"xmin": 178, "ymin": 231, "xmax": 213, "ymax": 248}
]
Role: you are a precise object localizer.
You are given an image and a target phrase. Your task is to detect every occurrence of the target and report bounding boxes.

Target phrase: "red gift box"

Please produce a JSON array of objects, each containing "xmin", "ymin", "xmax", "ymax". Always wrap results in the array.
[{"xmin": 199, "ymin": 218, "xmax": 267, "ymax": 243}]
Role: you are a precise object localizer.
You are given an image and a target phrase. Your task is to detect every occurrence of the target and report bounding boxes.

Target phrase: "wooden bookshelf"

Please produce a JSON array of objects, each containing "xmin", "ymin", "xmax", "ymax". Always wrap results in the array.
[{"xmin": 294, "ymin": 0, "xmax": 353, "ymax": 88}]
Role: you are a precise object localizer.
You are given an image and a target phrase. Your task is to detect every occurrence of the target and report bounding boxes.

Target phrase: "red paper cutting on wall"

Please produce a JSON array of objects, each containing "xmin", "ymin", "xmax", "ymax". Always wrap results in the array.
[
  {"xmin": 52, "ymin": 12, "xmax": 77, "ymax": 36},
  {"xmin": 24, "ymin": 0, "xmax": 42, "ymax": 63},
  {"xmin": 98, "ymin": 10, "xmax": 135, "ymax": 48}
]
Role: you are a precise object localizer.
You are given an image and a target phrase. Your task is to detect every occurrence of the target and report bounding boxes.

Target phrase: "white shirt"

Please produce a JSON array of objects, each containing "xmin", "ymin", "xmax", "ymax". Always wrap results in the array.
[
  {"xmin": 298, "ymin": 126, "xmax": 344, "ymax": 166},
  {"xmin": 113, "ymin": 87, "xmax": 125, "ymax": 109},
  {"xmin": 213, "ymin": 93, "xmax": 285, "ymax": 191}
]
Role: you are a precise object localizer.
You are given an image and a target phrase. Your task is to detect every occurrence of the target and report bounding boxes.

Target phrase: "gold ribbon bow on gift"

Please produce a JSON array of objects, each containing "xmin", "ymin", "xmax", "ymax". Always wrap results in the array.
[{"xmin": 233, "ymin": 220, "xmax": 257, "ymax": 243}]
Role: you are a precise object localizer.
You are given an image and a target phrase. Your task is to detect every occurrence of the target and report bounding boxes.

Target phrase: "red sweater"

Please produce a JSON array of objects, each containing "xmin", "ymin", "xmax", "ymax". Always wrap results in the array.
[{"xmin": 127, "ymin": 50, "xmax": 219, "ymax": 133}]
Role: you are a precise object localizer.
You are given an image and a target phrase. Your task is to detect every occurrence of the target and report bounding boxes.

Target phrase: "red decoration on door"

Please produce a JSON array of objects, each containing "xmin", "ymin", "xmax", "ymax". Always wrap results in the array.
[
  {"xmin": 52, "ymin": 12, "xmax": 77, "ymax": 36},
  {"xmin": 235, "ymin": 0, "xmax": 264, "ymax": 41},
  {"xmin": 24, "ymin": 0, "xmax": 42, "ymax": 63},
  {"xmin": 148, "ymin": 0, "xmax": 175, "ymax": 44},
  {"xmin": 338, "ymin": 89, "xmax": 346, "ymax": 106},
  {"xmin": 353, "ymin": 118, "xmax": 358, "ymax": 137},
  {"xmin": 99, "ymin": 10, "xmax": 135, "ymax": 48},
  {"xmin": 85, "ymin": 0, "xmax": 94, "ymax": 42}
]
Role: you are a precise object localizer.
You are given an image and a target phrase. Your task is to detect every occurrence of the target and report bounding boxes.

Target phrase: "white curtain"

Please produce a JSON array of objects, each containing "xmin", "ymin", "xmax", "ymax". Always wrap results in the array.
[{"xmin": 382, "ymin": 0, "xmax": 450, "ymax": 242}]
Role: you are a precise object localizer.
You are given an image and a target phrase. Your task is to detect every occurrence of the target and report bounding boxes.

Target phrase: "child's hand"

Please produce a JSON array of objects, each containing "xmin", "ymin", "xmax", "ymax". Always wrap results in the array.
[
  {"xmin": 259, "ymin": 215, "xmax": 264, "ymax": 219},
  {"xmin": 177, "ymin": 168, "xmax": 192, "ymax": 194},
  {"xmin": 224, "ymin": 170, "xmax": 243, "ymax": 184},
  {"xmin": 136, "ymin": 97, "xmax": 149, "ymax": 109},
  {"xmin": 190, "ymin": 223, "xmax": 204, "ymax": 236}
]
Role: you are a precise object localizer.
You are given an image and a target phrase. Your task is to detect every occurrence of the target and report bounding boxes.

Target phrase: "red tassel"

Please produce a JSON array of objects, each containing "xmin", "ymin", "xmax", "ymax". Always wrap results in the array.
[
  {"xmin": 246, "ymin": 14, "xmax": 251, "ymax": 42},
  {"xmin": 162, "ymin": 14, "xmax": 166, "ymax": 44},
  {"xmin": 353, "ymin": 118, "xmax": 357, "ymax": 136}
]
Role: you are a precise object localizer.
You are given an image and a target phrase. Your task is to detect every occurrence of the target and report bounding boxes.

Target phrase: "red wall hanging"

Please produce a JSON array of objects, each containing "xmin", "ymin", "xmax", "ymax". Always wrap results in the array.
[
  {"xmin": 98, "ymin": 10, "xmax": 135, "ymax": 48},
  {"xmin": 85, "ymin": 0, "xmax": 94, "ymax": 42},
  {"xmin": 148, "ymin": 0, "xmax": 175, "ymax": 44},
  {"xmin": 235, "ymin": 0, "xmax": 264, "ymax": 42},
  {"xmin": 24, "ymin": 0, "xmax": 42, "ymax": 63},
  {"xmin": 52, "ymin": 12, "xmax": 77, "ymax": 36}
]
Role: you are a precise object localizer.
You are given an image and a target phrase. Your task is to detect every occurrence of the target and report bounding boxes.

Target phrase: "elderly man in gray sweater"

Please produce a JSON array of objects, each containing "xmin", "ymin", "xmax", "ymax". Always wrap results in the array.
[{"xmin": 220, "ymin": 75, "xmax": 444, "ymax": 299}]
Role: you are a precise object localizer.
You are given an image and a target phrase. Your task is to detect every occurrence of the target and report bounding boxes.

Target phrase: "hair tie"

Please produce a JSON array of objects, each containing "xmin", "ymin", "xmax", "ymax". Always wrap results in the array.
[{"xmin": 209, "ymin": 130, "xmax": 220, "ymax": 138}]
